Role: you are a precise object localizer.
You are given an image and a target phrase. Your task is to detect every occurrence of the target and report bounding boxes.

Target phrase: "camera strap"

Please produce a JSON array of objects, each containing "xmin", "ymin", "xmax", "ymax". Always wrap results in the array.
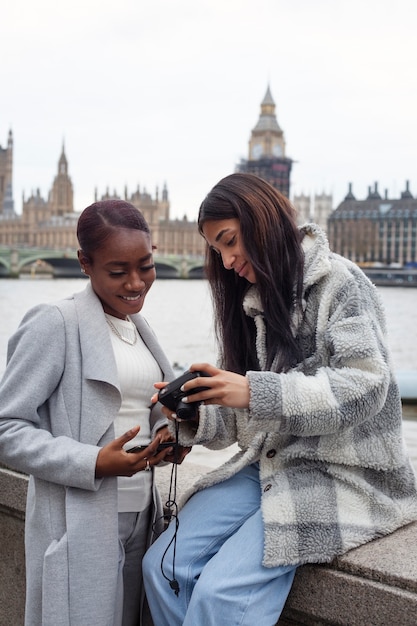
[{"xmin": 159, "ymin": 420, "xmax": 181, "ymax": 595}]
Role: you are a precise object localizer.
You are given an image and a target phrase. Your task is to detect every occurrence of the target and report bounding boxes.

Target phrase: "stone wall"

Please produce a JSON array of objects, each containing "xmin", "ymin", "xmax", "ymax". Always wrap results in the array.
[
  {"xmin": 1, "ymin": 463, "xmax": 417, "ymax": 626},
  {"xmin": 0, "ymin": 466, "xmax": 27, "ymax": 626}
]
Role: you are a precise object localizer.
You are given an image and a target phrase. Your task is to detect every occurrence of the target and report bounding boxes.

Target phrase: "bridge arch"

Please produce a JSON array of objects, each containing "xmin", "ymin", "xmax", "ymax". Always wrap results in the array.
[
  {"xmin": 0, "ymin": 257, "xmax": 9, "ymax": 276},
  {"xmin": 0, "ymin": 248, "xmax": 205, "ymax": 279},
  {"xmin": 155, "ymin": 262, "xmax": 180, "ymax": 278},
  {"xmin": 187, "ymin": 264, "xmax": 205, "ymax": 279}
]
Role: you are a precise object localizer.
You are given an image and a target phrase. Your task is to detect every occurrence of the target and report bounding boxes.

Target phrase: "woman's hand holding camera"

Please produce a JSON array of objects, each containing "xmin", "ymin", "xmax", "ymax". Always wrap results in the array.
[
  {"xmin": 152, "ymin": 363, "xmax": 250, "ymax": 420},
  {"xmin": 187, "ymin": 363, "xmax": 250, "ymax": 409}
]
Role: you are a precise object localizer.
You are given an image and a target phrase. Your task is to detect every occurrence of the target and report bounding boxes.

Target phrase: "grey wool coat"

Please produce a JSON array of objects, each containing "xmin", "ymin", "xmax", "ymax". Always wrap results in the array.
[
  {"xmin": 177, "ymin": 223, "xmax": 417, "ymax": 567},
  {"xmin": 0, "ymin": 282, "xmax": 174, "ymax": 626}
]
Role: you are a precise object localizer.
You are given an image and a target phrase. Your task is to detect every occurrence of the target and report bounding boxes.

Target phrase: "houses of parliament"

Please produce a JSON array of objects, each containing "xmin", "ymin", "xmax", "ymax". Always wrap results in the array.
[
  {"xmin": 0, "ymin": 131, "xmax": 203, "ymax": 258},
  {"xmin": 1, "ymin": 87, "xmax": 417, "ymax": 275},
  {"xmin": 0, "ymin": 87, "xmax": 331, "ymax": 259}
]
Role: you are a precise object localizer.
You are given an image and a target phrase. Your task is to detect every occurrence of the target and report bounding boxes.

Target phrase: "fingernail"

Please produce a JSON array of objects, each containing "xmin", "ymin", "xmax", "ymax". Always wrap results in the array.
[
  {"xmin": 180, "ymin": 385, "xmax": 185, "ymax": 392},
  {"xmin": 182, "ymin": 397, "xmax": 188, "ymax": 403}
]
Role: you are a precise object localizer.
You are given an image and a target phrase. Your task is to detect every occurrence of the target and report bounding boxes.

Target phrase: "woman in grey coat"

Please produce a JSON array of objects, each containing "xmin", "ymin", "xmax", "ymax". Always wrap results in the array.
[
  {"xmin": 143, "ymin": 173, "xmax": 417, "ymax": 626},
  {"xmin": 0, "ymin": 200, "xmax": 185, "ymax": 626}
]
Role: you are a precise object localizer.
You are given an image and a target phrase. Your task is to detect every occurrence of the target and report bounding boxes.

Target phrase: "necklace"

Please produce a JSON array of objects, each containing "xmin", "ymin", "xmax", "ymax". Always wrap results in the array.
[{"xmin": 105, "ymin": 315, "xmax": 138, "ymax": 345}]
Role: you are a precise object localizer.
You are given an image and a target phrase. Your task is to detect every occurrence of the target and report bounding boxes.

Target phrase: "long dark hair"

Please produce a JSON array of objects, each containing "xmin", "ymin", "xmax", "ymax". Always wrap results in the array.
[
  {"xmin": 198, "ymin": 173, "xmax": 304, "ymax": 374},
  {"xmin": 77, "ymin": 199, "xmax": 150, "ymax": 260}
]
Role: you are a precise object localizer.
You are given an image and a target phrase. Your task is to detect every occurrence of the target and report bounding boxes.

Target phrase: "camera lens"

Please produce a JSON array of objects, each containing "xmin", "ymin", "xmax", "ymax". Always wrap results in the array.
[{"xmin": 176, "ymin": 400, "xmax": 198, "ymax": 420}]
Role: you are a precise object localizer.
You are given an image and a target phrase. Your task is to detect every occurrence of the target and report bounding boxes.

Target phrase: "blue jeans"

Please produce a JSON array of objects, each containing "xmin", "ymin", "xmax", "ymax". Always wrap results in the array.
[{"xmin": 143, "ymin": 463, "xmax": 297, "ymax": 626}]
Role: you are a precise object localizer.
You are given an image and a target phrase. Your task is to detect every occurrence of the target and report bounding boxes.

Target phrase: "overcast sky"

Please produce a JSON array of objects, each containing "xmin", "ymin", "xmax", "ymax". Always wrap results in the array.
[{"xmin": 1, "ymin": 0, "xmax": 416, "ymax": 220}]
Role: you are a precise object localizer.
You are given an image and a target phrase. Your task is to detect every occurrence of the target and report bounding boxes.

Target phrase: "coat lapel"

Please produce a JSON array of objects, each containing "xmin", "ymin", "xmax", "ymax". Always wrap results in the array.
[
  {"xmin": 73, "ymin": 284, "xmax": 121, "ymax": 445},
  {"xmin": 74, "ymin": 283, "xmax": 120, "ymax": 388}
]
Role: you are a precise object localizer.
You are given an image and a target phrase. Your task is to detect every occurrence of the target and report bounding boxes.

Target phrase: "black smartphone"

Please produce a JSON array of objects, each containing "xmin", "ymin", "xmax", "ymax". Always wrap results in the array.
[{"xmin": 126, "ymin": 442, "xmax": 175, "ymax": 453}]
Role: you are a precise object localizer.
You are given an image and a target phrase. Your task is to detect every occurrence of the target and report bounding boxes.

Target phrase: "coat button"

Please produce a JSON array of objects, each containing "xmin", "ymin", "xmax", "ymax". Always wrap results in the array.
[
  {"xmin": 264, "ymin": 484, "xmax": 272, "ymax": 492},
  {"xmin": 266, "ymin": 449, "xmax": 276, "ymax": 458}
]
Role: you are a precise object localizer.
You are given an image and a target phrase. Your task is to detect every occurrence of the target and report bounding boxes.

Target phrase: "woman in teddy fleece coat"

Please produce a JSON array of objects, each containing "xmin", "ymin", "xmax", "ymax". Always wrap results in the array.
[{"xmin": 143, "ymin": 173, "xmax": 417, "ymax": 626}]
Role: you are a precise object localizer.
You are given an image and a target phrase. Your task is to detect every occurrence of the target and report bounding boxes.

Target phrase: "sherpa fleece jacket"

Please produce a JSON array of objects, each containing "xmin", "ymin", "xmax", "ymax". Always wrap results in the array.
[{"xmin": 177, "ymin": 223, "xmax": 417, "ymax": 567}]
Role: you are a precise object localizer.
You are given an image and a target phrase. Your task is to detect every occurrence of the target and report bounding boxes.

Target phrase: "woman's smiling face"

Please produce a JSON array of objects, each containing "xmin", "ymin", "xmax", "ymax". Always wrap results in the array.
[
  {"xmin": 79, "ymin": 227, "xmax": 156, "ymax": 319},
  {"xmin": 202, "ymin": 218, "xmax": 256, "ymax": 283}
]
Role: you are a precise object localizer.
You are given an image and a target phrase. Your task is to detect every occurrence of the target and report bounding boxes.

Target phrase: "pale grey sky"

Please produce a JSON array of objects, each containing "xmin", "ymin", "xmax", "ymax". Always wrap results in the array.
[{"xmin": 1, "ymin": 0, "xmax": 416, "ymax": 219}]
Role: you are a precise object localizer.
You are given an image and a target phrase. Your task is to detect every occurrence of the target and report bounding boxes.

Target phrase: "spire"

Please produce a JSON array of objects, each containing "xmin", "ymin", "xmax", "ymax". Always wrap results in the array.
[
  {"xmin": 162, "ymin": 182, "xmax": 168, "ymax": 201},
  {"xmin": 252, "ymin": 85, "xmax": 282, "ymax": 134},
  {"xmin": 262, "ymin": 84, "xmax": 275, "ymax": 107},
  {"xmin": 49, "ymin": 141, "xmax": 73, "ymax": 215},
  {"xmin": 0, "ymin": 128, "xmax": 15, "ymax": 215},
  {"xmin": 401, "ymin": 180, "xmax": 413, "ymax": 199},
  {"xmin": 344, "ymin": 182, "xmax": 356, "ymax": 201},
  {"xmin": 58, "ymin": 141, "xmax": 68, "ymax": 175},
  {"xmin": 368, "ymin": 182, "xmax": 382, "ymax": 200}
]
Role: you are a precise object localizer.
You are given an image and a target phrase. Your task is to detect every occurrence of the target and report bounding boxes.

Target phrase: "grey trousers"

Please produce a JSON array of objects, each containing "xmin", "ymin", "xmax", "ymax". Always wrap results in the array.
[{"xmin": 116, "ymin": 506, "xmax": 152, "ymax": 626}]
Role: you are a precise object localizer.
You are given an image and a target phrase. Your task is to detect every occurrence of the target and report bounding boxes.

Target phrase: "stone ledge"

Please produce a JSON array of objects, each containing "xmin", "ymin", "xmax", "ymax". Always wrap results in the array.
[
  {"xmin": 335, "ymin": 521, "xmax": 417, "ymax": 594},
  {"xmin": 0, "ymin": 465, "xmax": 28, "ymax": 519},
  {"xmin": 280, "ymin": 556, "xmax": 417, "ymax": 626},
  {"xmin": 0, "ymin": 466, "xmax": 27, "ymax": 626},
  {"xmin": 1, "ymin": 463, "xmax": 416, "ymax": 626}
]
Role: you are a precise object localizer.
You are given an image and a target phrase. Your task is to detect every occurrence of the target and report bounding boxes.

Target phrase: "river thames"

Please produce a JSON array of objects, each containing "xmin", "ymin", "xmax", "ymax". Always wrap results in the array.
[
  {"xmin": 1, "ymin": 278, "xmax": 416, "ymax": 469},
  {"xmin": 1, "ymin": 278, "xmax": 417, "ymax": 375}
]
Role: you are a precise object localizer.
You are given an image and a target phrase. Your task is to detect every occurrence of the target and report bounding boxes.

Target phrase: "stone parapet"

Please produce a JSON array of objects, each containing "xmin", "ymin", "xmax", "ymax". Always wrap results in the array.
[
  {"xmin": 277, "ymin": 523, "xmax": 417, "ymax": 626},
  {"xmin": 1, "ymin": 462, "xmax": 417, "ymax": 626},
  {"xmin": 0, "ymin": 466, "xmax": 27, "ymax": 626}
]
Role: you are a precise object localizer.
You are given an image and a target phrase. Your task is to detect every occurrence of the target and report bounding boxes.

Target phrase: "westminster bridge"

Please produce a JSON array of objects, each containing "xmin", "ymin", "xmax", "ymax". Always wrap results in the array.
[{"xmin": 0, "ymin": 247, "xmax": 205, "ymax": 279}]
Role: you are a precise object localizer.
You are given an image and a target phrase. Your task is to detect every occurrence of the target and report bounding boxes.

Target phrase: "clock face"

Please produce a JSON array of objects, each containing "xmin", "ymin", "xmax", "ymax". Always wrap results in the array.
[
  {"xmin": 252, "ymin": 143, "xmax": 262, "ymax": 159},
  {"xmin": 273, "ymin": 144, "xmax": 283, "ymax": 157}
]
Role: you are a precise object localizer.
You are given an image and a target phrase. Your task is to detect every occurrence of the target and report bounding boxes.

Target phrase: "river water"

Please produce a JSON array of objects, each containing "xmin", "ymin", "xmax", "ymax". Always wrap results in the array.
[
  {"xmin": 1, "ymin": 278, "xmax": 416, "ymax": 467},
  {"xmin": 1, "ymin": 278, "xmax": 416, "ymax": 374},
  {"xmin": 0, "ymin": 278, "xmax": 217, "ymax": 377}
]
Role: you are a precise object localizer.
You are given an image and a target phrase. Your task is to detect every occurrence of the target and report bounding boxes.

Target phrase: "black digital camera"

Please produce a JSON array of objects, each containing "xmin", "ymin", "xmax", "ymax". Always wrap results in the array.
[{"xmin": 158, "ymin": 370, "xmax": 211, "ymax": 420}]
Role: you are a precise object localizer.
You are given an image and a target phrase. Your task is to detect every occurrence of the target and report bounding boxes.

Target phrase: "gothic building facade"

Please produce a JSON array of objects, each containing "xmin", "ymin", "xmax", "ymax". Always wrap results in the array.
[
  {"xmin": 292, "ymin": 191, "xmax": 333, "ymax": 232},
  {"xmin": 0, "ymin": 132, "xmax": 205, "ymax": 257},
  {"xmin": 0, "ymin": 142, "xmax": 81, "ymax": 249}
]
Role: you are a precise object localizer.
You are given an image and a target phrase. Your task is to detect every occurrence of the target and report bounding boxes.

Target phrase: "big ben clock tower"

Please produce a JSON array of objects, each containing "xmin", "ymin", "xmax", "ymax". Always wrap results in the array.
[{"xmin": 237, "ymin": 86, "xmax": 293, "ymax": 197}]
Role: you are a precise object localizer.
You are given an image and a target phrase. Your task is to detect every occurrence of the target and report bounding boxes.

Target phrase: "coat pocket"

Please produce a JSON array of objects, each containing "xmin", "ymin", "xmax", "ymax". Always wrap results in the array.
[{"xmin": 42, "ymin": 534, "xmax": 70, "ymax": 626}]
